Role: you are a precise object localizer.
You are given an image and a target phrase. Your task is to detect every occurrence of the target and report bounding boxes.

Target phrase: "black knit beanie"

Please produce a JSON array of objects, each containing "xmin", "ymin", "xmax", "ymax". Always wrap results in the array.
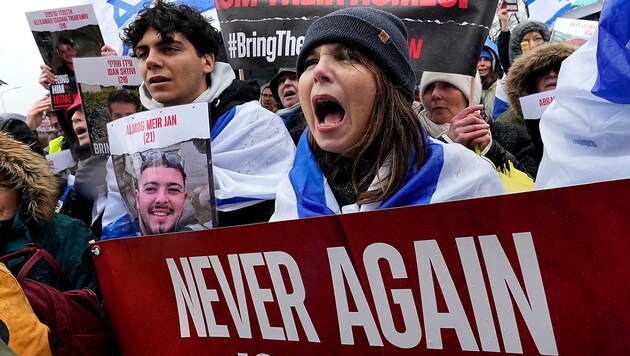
[{"xmin": 296, "ymin": 7, "xmax": 416, "ymax": 102}]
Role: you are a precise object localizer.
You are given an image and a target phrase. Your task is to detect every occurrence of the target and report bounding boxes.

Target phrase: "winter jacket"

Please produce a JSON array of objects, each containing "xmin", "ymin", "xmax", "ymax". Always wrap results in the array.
[
  {"xmin": 498, "ymin": 42, "xmax": 577, "ymax": 161},
  {"xmin": 0, "ymin": 132, "xmax": 98, "ymax": 291},
  {"xmin": 101, "ymin": 62, "xmax": 295, "ymax": 237},
  {"xmin": 418, "ymin": 107, "xmax": 537, "ymax": 178}
]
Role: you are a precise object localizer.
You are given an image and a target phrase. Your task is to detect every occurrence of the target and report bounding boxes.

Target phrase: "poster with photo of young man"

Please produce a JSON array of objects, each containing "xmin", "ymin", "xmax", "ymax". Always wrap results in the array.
[
  {"xmin": 74, "ymin": 56, "xmax": 143, "ymax": 156},
  {"xmin": 107, "ymin": 103, "xmax": 217, "ymax": 236},
  {"xmin": 26, "ymin": 4, "xmax": 105, "ymax": 110}
]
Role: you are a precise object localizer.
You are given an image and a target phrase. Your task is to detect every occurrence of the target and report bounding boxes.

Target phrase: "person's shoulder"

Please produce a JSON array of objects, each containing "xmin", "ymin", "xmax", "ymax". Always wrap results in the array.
[
  {"xmin": 51, "ymin": 213, "xmax": 95, "ymax": 241},
  {"xmin": 496, "ymin": 108, "xmax": 524, "ymax": 127}
]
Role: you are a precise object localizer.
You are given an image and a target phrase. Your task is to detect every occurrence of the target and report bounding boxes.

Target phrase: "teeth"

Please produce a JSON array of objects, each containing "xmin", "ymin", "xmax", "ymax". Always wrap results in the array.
[{"xmin": 151, "ymin": 212, "xmax": 169, "ymax": 216}]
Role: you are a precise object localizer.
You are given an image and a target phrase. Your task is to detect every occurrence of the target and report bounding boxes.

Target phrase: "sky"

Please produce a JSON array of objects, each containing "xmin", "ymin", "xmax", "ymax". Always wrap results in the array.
[{"xmin": 0, "ymin": 0, "xmax": 88, "ymax": 115}]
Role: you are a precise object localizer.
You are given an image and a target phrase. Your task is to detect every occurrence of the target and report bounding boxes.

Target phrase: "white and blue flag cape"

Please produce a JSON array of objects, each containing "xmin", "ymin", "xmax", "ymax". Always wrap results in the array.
[
  {"xmin": 536, "ymin": 0, "xmax": 630, "ymax": 189},
  {"xmin": 270, "ymin": 131, "xmax": 505, "ymax": 221}
]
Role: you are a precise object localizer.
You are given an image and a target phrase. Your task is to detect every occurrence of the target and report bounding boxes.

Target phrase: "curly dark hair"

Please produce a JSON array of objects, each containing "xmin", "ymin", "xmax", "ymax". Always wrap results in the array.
[{"xmin": 122, "ymin": 0, "xmax": 219, "ymax": 58}]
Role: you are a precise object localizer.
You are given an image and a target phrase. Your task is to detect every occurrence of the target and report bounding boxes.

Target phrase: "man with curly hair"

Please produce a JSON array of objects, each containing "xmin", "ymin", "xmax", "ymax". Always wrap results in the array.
[{"xmin": 101, "ymin": 0, "xmax": 295, "ymax": 237}]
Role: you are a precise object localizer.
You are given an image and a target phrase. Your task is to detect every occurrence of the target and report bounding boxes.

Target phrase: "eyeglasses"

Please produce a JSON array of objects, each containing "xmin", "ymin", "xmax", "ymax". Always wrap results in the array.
[{"xmin": 140, "ymin": 150, "xmax": 183, "ymax": 166}]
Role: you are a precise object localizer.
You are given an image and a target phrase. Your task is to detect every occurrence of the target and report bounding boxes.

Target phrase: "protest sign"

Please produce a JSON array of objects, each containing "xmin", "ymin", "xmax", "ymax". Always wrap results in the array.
[
  {"xmin": 45, "ymin": 149, "xmax": 75, "ymax": 174},
  {"xmin": 107, "ymin": 103, "xmax": 217, "ymax": 235},
  {"xmin": 26, "ymin": 4, "xmax": 105, "ymax": 110},
  {"xmin": 94, "ymin": 178, "xmax": 630, "ymax": 354},
  {"xmin": 550, "ymin": 17, "xmax": 598, "ymax": 46},
  {"xmin": 519, "ymin": 90, "xmax": 556, "ymax": 120},
  {"xmin": 501, "ymin": 0, "xmax": 518, "ymax": 12},
  {"xmin": 74, "ymin": 56, "xmax": 143, "ymax": 156},
  {"xmin": 215, "ymin": 0, "xmax": 498, "ymax": 76}
]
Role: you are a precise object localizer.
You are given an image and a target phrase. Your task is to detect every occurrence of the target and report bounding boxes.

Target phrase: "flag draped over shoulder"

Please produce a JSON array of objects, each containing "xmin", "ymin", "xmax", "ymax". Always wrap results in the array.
[
  {"xmin": 270, "ymin": 131, "xmax": 505, "ymax": 221},
  {"xmin": 535, "ymin": 0, "xmax": 630, "ymax": 189}
]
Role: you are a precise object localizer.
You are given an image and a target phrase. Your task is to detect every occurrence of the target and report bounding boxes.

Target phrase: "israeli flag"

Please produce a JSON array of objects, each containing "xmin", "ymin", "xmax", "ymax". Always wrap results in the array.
[
  {"xmin": 536, "ymin": 0, "xmax": 630, "ymax": 189},
  {"xmin": 92, "ymin": 0, "xmax": 219, "ymax": 55},
  {"xmin": 270, "ymin": 132, "xmax": 505, "ymax": 221},
  {"xmin": 491, "ymin": 78, "xmax": 510, "ymax": 121},
  {"xmin": 527, "ymin": 0, "xmax": 599, "ymax": 26}
]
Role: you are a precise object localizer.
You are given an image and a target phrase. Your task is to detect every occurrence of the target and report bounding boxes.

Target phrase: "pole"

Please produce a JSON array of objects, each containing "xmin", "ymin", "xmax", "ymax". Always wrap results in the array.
[{"xmin": 0, "ymin": 86, "xmax": 21, "ymax": 112}]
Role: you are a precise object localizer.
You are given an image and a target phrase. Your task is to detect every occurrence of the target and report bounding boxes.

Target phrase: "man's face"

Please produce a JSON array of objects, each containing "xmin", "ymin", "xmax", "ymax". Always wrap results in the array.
[
  {"xmin": 276, "ymin": 72, "xmax": 299, "ymax": 108},
  {"xmin": 135, "ymin": 166, "xmax": 188, "ymax": 235},
  {"xmin": 0, "ymin": 174, "xmax": 20, "ymax": 221},
  {"xmin": 260, "ymin": 88, "xmax": 276, "ymax": 110},
  {"xmin": 57, "ymin": 44, "xmax": 76, "ymax": 64},
  {"xmin": 109, "ymin": 102, "xmax": 138, "ymax": 121},
  {"xmin": 134, "ymin": 29, "xmax": 214, "ymax": 106}
]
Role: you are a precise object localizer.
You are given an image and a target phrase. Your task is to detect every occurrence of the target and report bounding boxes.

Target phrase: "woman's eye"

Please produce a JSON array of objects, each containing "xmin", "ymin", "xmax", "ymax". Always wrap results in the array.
[{"xmin": 303, "ymin": 58, "xmax": 318, "ymax": 69}]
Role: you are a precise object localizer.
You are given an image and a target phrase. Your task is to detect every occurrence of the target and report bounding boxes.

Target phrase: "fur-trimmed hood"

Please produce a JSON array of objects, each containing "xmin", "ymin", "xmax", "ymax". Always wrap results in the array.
[
  {"xmin": 0, "ymin": 132, "xmax": 57, "ymax": 223},
  {"xmin": 505, "ymin": 41, "xmax": 577, "ymax": 119}
]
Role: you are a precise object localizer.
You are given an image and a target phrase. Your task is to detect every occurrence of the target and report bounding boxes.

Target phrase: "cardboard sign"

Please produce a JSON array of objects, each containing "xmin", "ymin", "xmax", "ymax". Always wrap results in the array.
[
  {"xmin": 551, "ymin": 17, "xmax": 598, "ymax": 45},
  {"xmin": 501, "ymin": 0, "xmax": 519, "ymax": 12},
  {"xmin": 519, "ymin": 90, "xmax": 556, "ymax": 120},
  {"xmin": 93, "ymin": 178, "xmax": 630, "ymax": 354},
  {"xmin": 215, "ymin": 0, "xmax": 499, "ymax": 76},
  {"xmin": 74, "ymin": 56, "xmax": 143, "ymax": 156},
  {"xmin": 106, "ymin": 103, "xmax": 217, "ymax": 234},
  {"xmin": 45, "ymin": 149, "xmax": 75, "ymax": 174},
  {"xmin": 26, "ymin": 4, "xmax": 105, "ymax": 110}
]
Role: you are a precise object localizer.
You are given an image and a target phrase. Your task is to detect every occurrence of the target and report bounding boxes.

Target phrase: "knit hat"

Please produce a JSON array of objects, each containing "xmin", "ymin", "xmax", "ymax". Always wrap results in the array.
[
  {"xmin": 296, "ymin": 7, "xmax": 416, "ymax": 101},
  {"xmin": 270, "ymin": 68, "xmax": 296, "ymax": 104},
  {"xmin": 65, "ymin": 94, "xmax": 83, "ymax": 123},
  {"xmin": 0, "ymin": 118, "xmax": 45, "ymax": 156},
  {"xmin": 479, "ymin": 49, "xmax": 496, "ymax": 71},
  {"xmin": 509, "ymin": 20, "xmax": 551, "ymax": 64},
  {"xmin": 419, "ymin": 71, "xmax": 483, "ymax": 106}
]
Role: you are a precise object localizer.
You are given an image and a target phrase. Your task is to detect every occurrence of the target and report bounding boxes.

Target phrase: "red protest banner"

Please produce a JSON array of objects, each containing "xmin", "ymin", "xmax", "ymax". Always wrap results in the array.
[
  {"xmin": 93, "ymin": 178, "xmax": 630, "ymax": 355},
  {"xmin": 214, "ymin": 0, "xmax": 498, "ymax": 76}
]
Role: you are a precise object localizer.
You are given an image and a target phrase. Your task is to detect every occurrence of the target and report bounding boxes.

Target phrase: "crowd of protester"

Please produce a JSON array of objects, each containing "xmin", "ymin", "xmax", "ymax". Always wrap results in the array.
[{"xmin": 0, "ymin": 0, "xmax": 626, "ymax": 352}]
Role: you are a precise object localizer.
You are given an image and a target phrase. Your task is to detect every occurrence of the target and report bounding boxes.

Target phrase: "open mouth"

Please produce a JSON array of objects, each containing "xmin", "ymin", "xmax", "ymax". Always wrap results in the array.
[
  {"xmin": 74, "ymin": 126, "xmax": 87, "ymax": 136},
  {"xmin": 149, "ymin": 76, "xmax": 169, "ymax": 84},
  {"xmin": 314, "ymin": 96, "xmax": 345, "ymax": 128},
  {"xmin": 283, "ymin": 89, "xmax": 296, "ymax": 100},
  {"xmin": 150, "ymin": 207, "xmax": 173, "ymax": 217}
]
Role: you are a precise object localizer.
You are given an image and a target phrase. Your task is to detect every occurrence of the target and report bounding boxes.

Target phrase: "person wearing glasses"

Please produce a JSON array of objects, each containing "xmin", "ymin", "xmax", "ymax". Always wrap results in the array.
[
  {"xmin": 101, "ymin": 0, "xmax": 295, "ymax": 238},
  {"xmin": 135, "ymin": 151, "xmax": 190, "ymax": 235}
]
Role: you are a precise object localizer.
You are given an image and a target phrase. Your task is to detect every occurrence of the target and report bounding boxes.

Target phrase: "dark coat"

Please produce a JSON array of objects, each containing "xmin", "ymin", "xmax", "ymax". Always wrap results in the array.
[{"xmin": 0, "ymin": 132, "xmax": 98, "ymax": 291}]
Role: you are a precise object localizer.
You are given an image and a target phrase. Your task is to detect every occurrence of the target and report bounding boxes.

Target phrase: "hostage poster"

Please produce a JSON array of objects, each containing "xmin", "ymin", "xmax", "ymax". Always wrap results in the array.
[
  {"xmin": 107, "ymin": 103, "xmax": 217, "ymax": 236},
  {"xmin": 26, "ymin": 4, "xmax": 105, "ymax": 110},
  {"xmin": 215, "ymin": 0, "xmax": 499, "ymax": 76},
  {"xmin": 74, "ymin": 56, "xmax": 143, "ymax": 156}
]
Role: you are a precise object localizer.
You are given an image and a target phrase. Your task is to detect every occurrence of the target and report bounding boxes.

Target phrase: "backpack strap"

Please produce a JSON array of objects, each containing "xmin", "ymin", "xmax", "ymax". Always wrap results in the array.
[{"xmin": 0, "ymin": 244, "xmax": 72, "ymax": 288}]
